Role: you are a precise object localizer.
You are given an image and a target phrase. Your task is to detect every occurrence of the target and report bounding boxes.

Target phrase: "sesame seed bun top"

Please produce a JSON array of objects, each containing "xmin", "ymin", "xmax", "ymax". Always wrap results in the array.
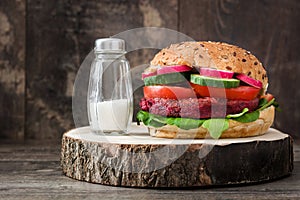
[{"xmin": 150, "ymin": 41, "xmax": 268, "ymax": 92}]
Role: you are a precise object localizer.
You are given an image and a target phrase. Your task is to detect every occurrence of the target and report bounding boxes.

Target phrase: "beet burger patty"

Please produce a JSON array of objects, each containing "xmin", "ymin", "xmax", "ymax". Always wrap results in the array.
[{"xmin": 140, "ymin": 97, "xmax": 259, "ymax": 119}]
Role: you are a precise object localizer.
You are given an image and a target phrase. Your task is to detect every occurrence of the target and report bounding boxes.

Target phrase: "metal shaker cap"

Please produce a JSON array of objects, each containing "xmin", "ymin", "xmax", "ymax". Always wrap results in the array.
[{"xmin": 94, "ymin": 38, "xmax": 126, "ymax": 53}]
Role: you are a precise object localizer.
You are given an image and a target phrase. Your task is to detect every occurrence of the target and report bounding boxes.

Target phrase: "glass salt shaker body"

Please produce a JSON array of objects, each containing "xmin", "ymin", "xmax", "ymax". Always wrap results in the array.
[{"xmin": 87, "ymin": 38, "xmax": 133, "ymax": 134}]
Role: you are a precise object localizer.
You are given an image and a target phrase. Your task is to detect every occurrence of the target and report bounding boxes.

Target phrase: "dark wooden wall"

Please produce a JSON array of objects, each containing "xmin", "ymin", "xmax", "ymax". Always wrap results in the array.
[{"xmin": 0, "ymin": 0, "xmax": 299, "ymax": 141}]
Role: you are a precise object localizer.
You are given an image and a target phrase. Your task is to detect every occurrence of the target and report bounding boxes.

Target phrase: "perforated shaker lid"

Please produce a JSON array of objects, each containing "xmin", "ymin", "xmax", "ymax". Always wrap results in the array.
[{"xmin": 94, "ymin": 38, "xmax": 126, "ymax": 53}]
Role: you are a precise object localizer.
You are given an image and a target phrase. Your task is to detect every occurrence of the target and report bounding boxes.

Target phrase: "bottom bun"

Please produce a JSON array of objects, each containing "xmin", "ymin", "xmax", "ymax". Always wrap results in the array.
[{"xmin": 149, "ymin": 106, "xmax": 275, "ymax": 139}]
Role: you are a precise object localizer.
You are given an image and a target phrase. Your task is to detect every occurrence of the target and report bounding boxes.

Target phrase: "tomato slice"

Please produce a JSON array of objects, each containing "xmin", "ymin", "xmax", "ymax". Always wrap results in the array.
[
  {"xmin": 191, "ymin": 83, "xmax": 260, "ymax": 100},
  {"xmin": 143, "ymin": 86, "xmax": 196, "ymax": 99},
  {"xmin": 261, "ymin": 93, "xmax": 274, "ymax": 102},
  {"xmin": 144, "ymin": 85, "xmax": 261, "ymax": 100}
]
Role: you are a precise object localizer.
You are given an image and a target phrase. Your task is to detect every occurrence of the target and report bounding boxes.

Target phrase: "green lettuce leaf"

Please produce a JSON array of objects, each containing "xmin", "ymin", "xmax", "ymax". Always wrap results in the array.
[
  {"xmin": 202, "ymin": 119, "xmax": 229, "ymax": 139},
  {"xmin": 258, "ymin": 98, "xmax": 275, "ymax": 111},
  {"xmin": 168, "ymin": 117, "xmax": 205, "ymax": 130},
  {"xmin": 137, "ymin": 111, "xmax": 205, "ymax": 130},
  {"xmin": 136, "ymin": 111, "xmax": 165, "ymax": 127},
  {"xmin": 258, "ymin": 97, "xmax": 280, "ymax": 111},
  {"xmin": 226, "ymin": 108, "xmax": 249, "ymax": 119},
  {"xmin": 137, "ymin": 111, "xmax": 229, "ymax": 139},
  {"xmin": 232, "ymin": 110, "xmax": 260, "ymax": 123},
  {"xmin": 258, "ymin": 98, "xmax": 268, "ymax": 108}
]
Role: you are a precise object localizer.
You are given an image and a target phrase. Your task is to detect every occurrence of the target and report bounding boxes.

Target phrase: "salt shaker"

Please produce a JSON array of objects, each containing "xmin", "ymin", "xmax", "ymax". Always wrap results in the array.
[{"xmin": 87, "ymin": 38, "xmax": 133, "ymax": 134}]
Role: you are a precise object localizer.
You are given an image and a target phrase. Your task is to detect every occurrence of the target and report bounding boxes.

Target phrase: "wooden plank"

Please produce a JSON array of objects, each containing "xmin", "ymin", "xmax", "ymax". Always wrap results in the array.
[
  {"xmin": 0, "ymin": 0, "xmax": 25, "ymax": 140},
  {"xmin": 0, "ymin": 143, "xmax": 300, "ymax": 199},
  {"xmin": 179, "ymin": 0, "xmax": 300, "ymax": 140},
  {"xmin": 25, "ymin": 0, "xmax": 178, "ymax": 140}
]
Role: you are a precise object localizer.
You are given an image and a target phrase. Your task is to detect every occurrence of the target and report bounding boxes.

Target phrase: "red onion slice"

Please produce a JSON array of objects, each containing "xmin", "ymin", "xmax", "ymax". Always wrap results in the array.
[
  {"xmin": 199, "ymin": 67, "xmax": 234, "ymax": 79},
  {"xmin": 157, "ymin": 65, "xmax": 191, "ymax": 75},
  {"xmin": 142, "ymin": 71, "xmax": 157, "ymax": 80},
  {"xmin": 236, "ymin": 73, "xmax": 263, "ymax": 89}
]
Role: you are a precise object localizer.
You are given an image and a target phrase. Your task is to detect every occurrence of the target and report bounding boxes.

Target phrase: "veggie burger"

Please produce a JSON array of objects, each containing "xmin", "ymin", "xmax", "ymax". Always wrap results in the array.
[{"xmin": 137, "ymin": 41, "xmax": 278, "ymax": 139}]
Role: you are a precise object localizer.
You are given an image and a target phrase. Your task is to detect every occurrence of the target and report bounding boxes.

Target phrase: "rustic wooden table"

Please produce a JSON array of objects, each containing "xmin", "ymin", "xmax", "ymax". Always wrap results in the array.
[{"xmin": 1, "ymin": 140, "xmax": 299, "ymax": 200}]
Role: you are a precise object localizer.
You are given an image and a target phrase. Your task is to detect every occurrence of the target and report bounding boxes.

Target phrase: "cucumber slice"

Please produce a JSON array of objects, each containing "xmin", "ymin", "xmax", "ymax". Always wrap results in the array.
[
  {"xmin": 144, "ymin": 72, "xmax": 190, "ymax": 86},
  {"xmin": 191, "ymin": 74, "xmax": 240, "ymax": 88}
]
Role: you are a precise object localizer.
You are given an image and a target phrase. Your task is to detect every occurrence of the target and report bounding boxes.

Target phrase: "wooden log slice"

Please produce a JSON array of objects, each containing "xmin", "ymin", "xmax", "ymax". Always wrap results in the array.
[{"xmin": 61, "ymin": 125, "xmax": 293, "ymax": 187}]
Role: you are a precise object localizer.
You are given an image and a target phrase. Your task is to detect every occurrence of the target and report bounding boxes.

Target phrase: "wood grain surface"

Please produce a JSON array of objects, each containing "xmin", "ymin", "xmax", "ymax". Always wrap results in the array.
[
  {"xmin": 0, "ymin": 142, "xmax": 299, "ymax": 199},
  {"xmin": 61, "ymin": 127, "xmax": 293, "ymax": 187},
  {"xmin": 0, "ymin": 0, "xmax": 25, "ymax": 140},
  {"xmin": 0, "ymin": 0, "xmax": 299, "ymax": 141}
]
